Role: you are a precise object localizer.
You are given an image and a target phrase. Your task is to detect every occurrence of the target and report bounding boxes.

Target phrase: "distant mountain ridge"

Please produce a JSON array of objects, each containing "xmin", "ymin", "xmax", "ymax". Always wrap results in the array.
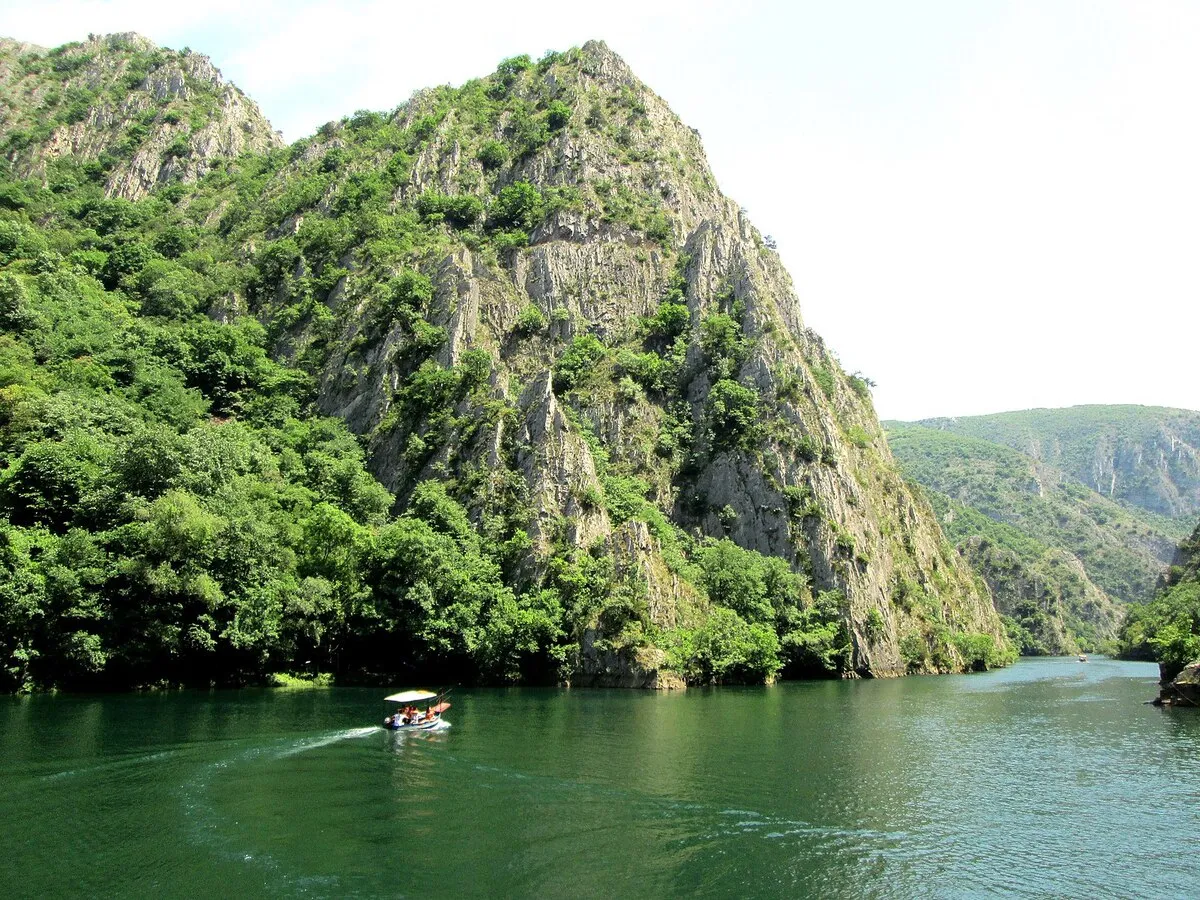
[
  {"xmin": 885, "ymin": 415, "xmax": 1185, "ymax": 654},
  {"xmin": 914, "ymin": 405, "xmax": 1200, "ymax": 521}
]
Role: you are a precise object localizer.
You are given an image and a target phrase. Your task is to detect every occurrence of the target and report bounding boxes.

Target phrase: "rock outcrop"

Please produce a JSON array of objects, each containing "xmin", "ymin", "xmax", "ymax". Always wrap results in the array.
[
  {"xmin": 573, "ymin": 630, "xmax": 687, "ymax": 690},
  {"xmin": 269, "ymin": 41, "xmax": 1010, "ymax": 678},
  {"xmin": 1155, "ymin": 660, "xmax": 1200, "ymax": 707},
  {"xmin": 0, "ymin": 33, "xmax": 281, "ymax": 200}
]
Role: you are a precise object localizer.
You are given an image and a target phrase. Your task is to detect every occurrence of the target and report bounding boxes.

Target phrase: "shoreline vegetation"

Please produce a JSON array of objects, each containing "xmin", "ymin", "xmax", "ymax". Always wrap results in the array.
[{"xmin": 0, "ymin": 31, "xmax": 1029, "ymax": 694}]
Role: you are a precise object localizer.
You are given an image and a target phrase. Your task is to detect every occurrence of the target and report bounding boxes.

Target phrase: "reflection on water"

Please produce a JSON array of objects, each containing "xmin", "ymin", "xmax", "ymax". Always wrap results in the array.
[{"xmin": 1, "ymin": 658, "xmax": 1198, "ymax": 899}]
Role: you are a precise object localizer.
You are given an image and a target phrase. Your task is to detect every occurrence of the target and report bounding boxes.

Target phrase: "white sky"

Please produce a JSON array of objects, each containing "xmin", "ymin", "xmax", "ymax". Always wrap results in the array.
[{"xmin": 3, "ymin": 0, "xmax": 1198, "ymax": 420}]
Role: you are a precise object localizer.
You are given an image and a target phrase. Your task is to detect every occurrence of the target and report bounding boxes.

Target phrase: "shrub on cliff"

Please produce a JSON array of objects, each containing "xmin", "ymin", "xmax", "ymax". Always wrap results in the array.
[
  {"xmin": 477, "ymin": 140, "xmax": 508, "ymax": 170},
  {"xmin": 488, "ymin": 181, "xmax": 543, "ymax": 231},
  {"xmin": 553, "ymin": 335, "xmax": 607, "ymax": 393},
  {"xmin": 706, "ymin": 380, "xmax": 760, "ymax": 451}
]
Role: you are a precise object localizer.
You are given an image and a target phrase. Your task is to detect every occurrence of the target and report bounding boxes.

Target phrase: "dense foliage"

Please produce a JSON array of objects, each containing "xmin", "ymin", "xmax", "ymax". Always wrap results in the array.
[
  {"xmin": 0, "ymin": 36, "xmax": 1015, "ymax": 691},
  {"xmin": 1118, "ymin": 524, "xmax": 1200, "ymax": 679}
]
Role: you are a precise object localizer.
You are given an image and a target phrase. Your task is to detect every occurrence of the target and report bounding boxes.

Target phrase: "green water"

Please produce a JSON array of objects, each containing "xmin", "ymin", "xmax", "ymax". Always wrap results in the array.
[{"xmin": 1, "ymin": 657, "xmax": 1197, "ymax": 898}]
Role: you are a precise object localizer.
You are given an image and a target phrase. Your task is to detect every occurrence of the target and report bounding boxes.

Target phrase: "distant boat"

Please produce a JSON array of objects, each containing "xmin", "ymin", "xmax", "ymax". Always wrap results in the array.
[
  {"xmin": 382, "ymin": 690, "xmax": 452, "ymax": 731},
  {"xmin": 1078, "ymin": 654, "xmax": 1088, "ymax": 663}
]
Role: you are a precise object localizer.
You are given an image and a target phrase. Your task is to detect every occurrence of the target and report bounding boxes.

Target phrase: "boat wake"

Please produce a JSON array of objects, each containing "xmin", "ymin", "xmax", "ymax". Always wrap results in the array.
[
  {"xmin": 448, "ymin": 756, "xmax": 911, "ymax": 859},
  {"xmin": 177, "ymin": 725, "xmax": 384, "ymax": 893},
  {"xmin": 40, "ymin": 749, "xmax": 179, "ymax": 782},
  {"xmin": 273, "ymin": 725, "xmax": 379, "ymax": 758}
]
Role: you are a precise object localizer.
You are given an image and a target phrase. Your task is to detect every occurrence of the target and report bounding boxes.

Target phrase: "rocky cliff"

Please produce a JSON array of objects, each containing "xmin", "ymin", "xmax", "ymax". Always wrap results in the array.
[
  {"xmin": 249, "ymin": 41, "xmax": 1009, "ymax": 677},
  {"xmin": 0, "ymin": 35, "xmax": 1013, "ymax": 688},
  {"xmin": 916, "ymin": 406, "xmax": 1200, "ymax": 521},
  {"xmin": 0, "ymin": 33, "xmax": 280, "ymax": 200},
  {"xmin": 887, "ymin": 420, "xmax": 1177, "ymax": 653}
]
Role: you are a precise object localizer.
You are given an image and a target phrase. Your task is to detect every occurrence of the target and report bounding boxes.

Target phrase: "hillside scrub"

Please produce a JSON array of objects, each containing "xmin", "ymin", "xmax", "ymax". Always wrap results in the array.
[{"xmin": 0, "ymin": 35, "xmax": 1013, "ymax": 690}]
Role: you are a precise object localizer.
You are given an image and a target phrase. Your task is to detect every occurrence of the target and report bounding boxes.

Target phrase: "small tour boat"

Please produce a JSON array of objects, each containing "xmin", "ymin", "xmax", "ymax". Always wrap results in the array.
[
  {"xmin": 1078, "ymin": 654, "xmax": 1088, "ymax": 662},
  {"xmin": 383, "ymin": 690, "xmax": 451, "ymax": 731}
]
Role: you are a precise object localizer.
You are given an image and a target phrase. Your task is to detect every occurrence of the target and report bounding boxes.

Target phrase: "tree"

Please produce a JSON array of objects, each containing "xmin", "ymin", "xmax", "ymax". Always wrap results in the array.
[
  {"xmin": 553, "ymin": 335, "xmax": 607, "ymax": 393},
  {"xmin": 382, "ymin": 269, "xmax": 433, "ymax": 321},
  {"xmin": 367, "ymin": 517, "xmax": 507, "ymax": 672},
  {"xmin": 416, "ymin": 192, "xmax": 483, "ymax": 229},
  {"xmin": 0, "ymin": 435, "xmax": 109, "ymax": 532},
  {"xmin": 672, "ymin": 607, "xmax": 781, "ymax": 684},
  {"xmin": 780, "ymin": 590, "xmax": 852, "ymax": 676},
  {"xmin": 489, "ymin": 181, "xmax": 543, "ymax": 231},
  {"xmin": 698, "ymin": 539, "xmax": 772, "ymax": 624},
  {"xmin": 477, "ymin": 140, "xmax": 508, "ymax": 170},
  {"xmin": 478, "ymin": 589, "xmax": 565, "ymax": 682},
  {"xmin": 706, "ymin": 380, "xmax": 760, "ymax": 451},
  {"xmin": 100, "ymin": 240, "xmax": 157, "ymax": 289},
  {"xmin": 645, "ymin": 301, "xmax": 689, "ymax": 340},
  {"xmin": 700, "ymin": 312, "xmax": 746, "ymax": 376},
  {"xmin": 546, "ymin": 100, "xmax": 571, "ymax": 130},
  {"xmin": 0, "ymin": 273, "xmax": 34, "ymax": 332}
]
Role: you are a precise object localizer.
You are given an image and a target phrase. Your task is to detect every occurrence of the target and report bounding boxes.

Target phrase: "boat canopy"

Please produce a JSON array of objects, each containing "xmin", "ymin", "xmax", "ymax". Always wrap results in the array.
[{"xmin": 384, "ymin": 690, "xmax": 439, "ymax": 704}]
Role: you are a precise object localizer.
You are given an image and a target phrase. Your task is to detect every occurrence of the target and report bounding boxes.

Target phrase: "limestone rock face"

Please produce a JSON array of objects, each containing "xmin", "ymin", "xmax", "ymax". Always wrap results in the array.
[
  {"xmin": 0, "ymin": 33, "xmax": 281, "ymax": 200},
  {"xmin": 297, "ymin": 41, "xmax": 1009, "ymax": 678},
  {"xmin": 516, "ymin": 371, "xmax": 611, "ymax": 553},
  {"xmin": 573, "ymin": 630, "xmax": 686, "ymax": 690}
]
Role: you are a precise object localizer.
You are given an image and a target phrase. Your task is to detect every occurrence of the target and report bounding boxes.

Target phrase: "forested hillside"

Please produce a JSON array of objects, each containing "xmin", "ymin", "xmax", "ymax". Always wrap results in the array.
[
  {"xmin": 886, "ymin": 422, "xmax": 1181, "ymax": 654},
  {"xmin": 916, "ymin": 406, "xmax": 1200, "ymax": 521},
  {"xmin": 0, "ymin": 34, "xmax": 1013, "ymax": 692}
]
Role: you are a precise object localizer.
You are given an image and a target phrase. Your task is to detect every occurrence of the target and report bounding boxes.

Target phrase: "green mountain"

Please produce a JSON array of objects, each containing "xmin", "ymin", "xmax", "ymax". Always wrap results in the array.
[
  {"xmin": 923, "ymin": 496, "xmax": 1114, "ymax": 655},
  {"xmin": 0, "ymin": 34, "xmax": 1012, "ymax": 691},
  {"xmin": 885, "ymin": 422, "xmax": 1181, "ymax": 654},
  {"xmin": 0, "ymin": 33, "xmax": 281, "ymax": 200},
  {"xmin": 915, "ymin": 406, "xmax": 1200, "ymax": 522}
]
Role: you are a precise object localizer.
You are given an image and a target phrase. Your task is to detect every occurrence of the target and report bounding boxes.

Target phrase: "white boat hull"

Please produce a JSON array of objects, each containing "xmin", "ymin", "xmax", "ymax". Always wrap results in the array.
[{"xmin": 386, "ymin": 718, "xmax": 450, "ymax": 732}]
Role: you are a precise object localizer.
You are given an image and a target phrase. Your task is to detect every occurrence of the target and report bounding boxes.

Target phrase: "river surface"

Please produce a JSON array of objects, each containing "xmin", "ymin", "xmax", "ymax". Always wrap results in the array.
[{"xmin": 1, "ymin": 657, "xmax": 1197, "ymax": 898}]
